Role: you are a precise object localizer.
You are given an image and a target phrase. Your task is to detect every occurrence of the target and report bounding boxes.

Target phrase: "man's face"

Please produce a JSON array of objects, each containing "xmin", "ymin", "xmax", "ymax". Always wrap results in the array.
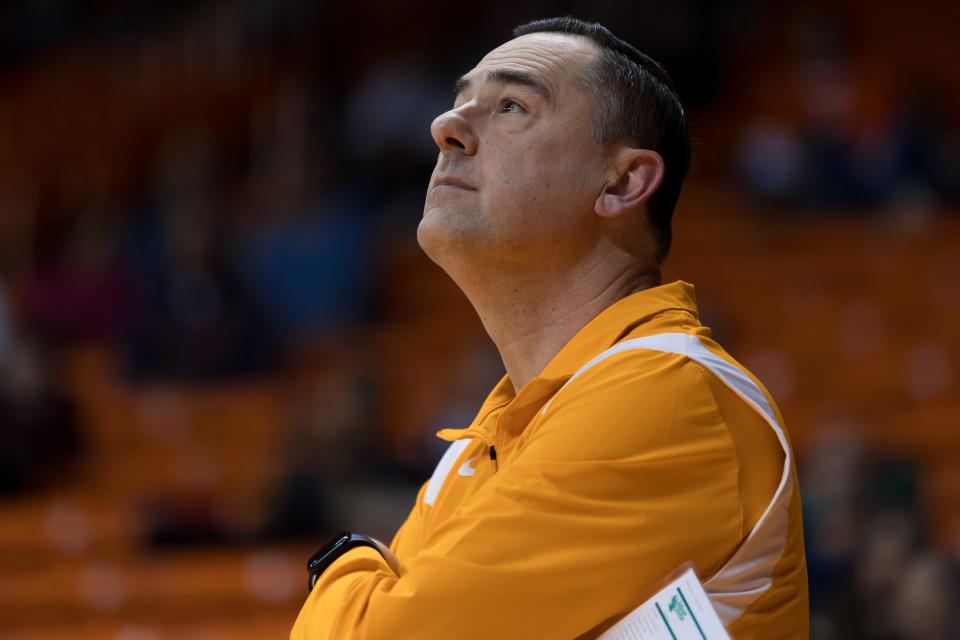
[{"xmin": 418, "ymin": 33, "xmax": 608, "ymax": 272}]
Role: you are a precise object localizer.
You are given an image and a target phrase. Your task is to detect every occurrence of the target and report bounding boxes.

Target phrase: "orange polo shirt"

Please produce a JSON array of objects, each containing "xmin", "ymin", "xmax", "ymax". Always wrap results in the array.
[{"xmin": 291, "ymin": 281, "xmax": 809, "ymax": 639}]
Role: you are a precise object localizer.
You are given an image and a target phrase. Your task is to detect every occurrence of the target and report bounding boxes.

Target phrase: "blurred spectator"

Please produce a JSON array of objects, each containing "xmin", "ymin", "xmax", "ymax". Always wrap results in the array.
[
  {"xmin": 801, "ymin": 423, "xmax": 960, "ymax": 639},
  {"xmin": 888, "ymin": 88, "xmax": 960, "ymax": 203},
  {"xmin": 261, "ymin": 365, "xmax": 377, "ymax": 540},
  {"xmin": 802, "ymin": 427, "xmax": 867, "ymax": 621},
  {"xmin": 854, "ymin": 511, "xmax": 920, "ymax": 638},
  {"xmin": 124, "ymin": 207, "xmax": 275, "ymax": 381},
  {"xmin": 123, "ymin": 135, "xmax": 276, "ymax": 382},
  {"xmin": 890, "ymin": 554, "xmax": 956, "ymax": 640},
  {"xmin": 234, "ymin": 85, "xmax": 377, "ymax": 344},
  {"xmin": 737, "ymin": 120, "xmax": 809, "ymax": 205},
  {"xmin": 25, "ymin": 210, "xmax": 134, "ymax": 344},
  {"xmin": 0, "ymin": 336, "xmax": 82, "ymax": 494},
  {"xmin": 341, "ymin": 53, "xmax": 448, "ymax": 176},
  {"xmin": 235, "ymin": 191, "xmax": 374, "ymax": 343},
  {"xmin": 230, "ymin": 78, "xmax": 380, "ymax": 348}
]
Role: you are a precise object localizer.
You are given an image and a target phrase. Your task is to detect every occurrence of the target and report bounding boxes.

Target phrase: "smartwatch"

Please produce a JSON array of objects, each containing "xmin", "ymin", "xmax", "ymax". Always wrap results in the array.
[{"xmin": 306, "ymin": 531, "xmax": 383, "ymax": 592}]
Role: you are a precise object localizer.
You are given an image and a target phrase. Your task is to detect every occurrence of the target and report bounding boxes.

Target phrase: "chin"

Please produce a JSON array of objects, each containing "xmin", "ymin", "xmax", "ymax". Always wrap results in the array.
[
  {"xmin": 417, "ymin": 206, "xmax": 479, "ymax": 267},
  {"xmin": 417, "ymin": 209, "xmax": 454, "ymax": 261}
]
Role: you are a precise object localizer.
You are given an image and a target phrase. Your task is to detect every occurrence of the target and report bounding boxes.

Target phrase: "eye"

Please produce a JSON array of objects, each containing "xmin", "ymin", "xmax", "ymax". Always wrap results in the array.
[{"xmin": 499, "ymin": 99, "xmax": 526, "ymax": 114}]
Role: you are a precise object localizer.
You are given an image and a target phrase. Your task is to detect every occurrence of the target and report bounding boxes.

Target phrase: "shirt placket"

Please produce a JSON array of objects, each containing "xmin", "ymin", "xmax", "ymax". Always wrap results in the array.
[{"xmin": 491, "ymin": 376, "xmax": 571, "ymax": 469}]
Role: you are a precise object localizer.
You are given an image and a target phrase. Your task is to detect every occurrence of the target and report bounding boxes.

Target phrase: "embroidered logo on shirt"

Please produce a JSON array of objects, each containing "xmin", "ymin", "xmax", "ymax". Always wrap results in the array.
[{"xmin": 458, "ymin": 455, "xmax": 479, "ymax": 476}]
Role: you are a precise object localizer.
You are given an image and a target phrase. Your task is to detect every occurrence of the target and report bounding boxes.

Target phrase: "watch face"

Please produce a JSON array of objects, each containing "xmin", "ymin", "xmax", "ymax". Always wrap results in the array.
[
  {"xmin": 307, "ymin": 532, "xmax": 351, "ymax": 591},
  {"xmin": 308, "ymin": 533, "xmax": 350, "ymax": 571}
]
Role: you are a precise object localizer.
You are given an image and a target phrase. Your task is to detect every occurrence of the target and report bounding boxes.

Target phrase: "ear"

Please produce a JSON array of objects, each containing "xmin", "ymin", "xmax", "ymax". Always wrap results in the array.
[{"xmin": 594, "ymin": 148, "xmax": 665, "ymax": 219}]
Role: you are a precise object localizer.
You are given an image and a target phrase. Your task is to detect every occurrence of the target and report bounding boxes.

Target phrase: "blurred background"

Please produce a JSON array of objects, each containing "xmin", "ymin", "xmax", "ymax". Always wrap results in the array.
[{"xmin": 0, "ymin": 0, "xmax": 957, "ymax": 638}]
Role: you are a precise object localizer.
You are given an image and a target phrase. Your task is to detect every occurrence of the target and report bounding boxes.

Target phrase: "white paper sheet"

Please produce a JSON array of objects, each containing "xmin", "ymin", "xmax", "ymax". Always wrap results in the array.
[{"xmin": 598, "ymin": 567, "xmax": 731, "ymax": 640}]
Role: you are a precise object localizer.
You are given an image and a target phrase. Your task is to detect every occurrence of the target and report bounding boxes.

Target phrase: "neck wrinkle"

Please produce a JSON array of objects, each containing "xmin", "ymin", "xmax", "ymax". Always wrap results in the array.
[{"xmin": 467, "ymin": 261, "xmax": 660, "ymax": 395}]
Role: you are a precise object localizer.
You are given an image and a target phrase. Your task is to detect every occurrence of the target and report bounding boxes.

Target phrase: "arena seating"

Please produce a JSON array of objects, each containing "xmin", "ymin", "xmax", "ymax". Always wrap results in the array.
[{"xmin": 1, "ymin": 2, "xmax": 958, "ymax": 636}]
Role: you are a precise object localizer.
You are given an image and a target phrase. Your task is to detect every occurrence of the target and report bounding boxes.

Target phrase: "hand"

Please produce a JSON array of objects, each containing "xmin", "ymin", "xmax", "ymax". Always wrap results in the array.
[{"xmin": 371, "ymin": 537, "xmax": 402, "ymax": 576}]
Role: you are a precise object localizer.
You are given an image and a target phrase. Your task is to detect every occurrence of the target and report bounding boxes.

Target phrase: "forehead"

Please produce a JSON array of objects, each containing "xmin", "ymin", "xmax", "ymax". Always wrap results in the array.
[{"xmin": 467, "ymin": 32, "xmax": 598, "ymax": 94}]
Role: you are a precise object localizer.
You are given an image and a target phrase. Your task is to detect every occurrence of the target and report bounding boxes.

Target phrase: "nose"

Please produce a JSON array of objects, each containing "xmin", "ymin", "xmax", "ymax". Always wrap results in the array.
[{"xmin": 430, "ymin": 108, "xmax": 477, "ymax": 155}]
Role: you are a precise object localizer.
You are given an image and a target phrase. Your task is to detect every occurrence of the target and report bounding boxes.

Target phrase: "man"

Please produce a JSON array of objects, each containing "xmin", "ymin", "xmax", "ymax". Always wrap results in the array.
[{"xmin": 292, "ymin": 17, "xmax": 808, "ymax": 639}]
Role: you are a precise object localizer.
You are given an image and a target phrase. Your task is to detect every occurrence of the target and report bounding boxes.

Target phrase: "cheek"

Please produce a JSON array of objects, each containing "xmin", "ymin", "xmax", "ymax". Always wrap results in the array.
[{"xmin": 484, "ymin": 137, "xmax": 599, "ymax": 223}]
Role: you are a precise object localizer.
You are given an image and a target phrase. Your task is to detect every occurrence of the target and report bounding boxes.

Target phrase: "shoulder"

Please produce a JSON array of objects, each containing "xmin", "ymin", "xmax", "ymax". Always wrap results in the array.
[
  {"xmin": 547, "ymin": 330, "xmax": 778, "ymax": 428},
  {"xmin": 527, "ymin": 337, "xmax": 731, "ymax": 461},
  {"xmin": 530, "ymin": 329, "xmax": 786, "ymax": 468},
  {"xmin": 546, "ymin": 332, "xmax": 716, "ymax": 415}
]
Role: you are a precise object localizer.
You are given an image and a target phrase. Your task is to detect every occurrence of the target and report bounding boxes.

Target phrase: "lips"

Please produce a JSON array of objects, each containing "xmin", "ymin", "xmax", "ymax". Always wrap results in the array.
[{"xmin": 433, "ymin": 175, "xmax": 477, "ymax": 190}]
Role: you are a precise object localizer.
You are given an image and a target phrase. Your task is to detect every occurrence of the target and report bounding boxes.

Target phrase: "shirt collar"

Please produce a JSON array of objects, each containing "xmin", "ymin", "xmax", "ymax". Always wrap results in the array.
[
  {"xmin": 485, "ymin": 280, "xmax": 697, "ymax": 403},
  {"xmin": 438, "ymin": 280, "xmax": 699, "ymax": 441},
  {"xmin": 539, "ymin": 279, "xmax": 698, "ymax": 379}
]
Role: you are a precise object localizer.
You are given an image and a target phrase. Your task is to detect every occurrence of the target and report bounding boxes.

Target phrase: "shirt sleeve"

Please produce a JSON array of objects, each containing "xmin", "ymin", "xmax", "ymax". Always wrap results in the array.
[
  {"xmin": 389, "ymin": 478, "xmax": 430, "ymax": 566},
  {"xmin": 290, "ymin": 353, "xmax": 746, "ymax": 640}
]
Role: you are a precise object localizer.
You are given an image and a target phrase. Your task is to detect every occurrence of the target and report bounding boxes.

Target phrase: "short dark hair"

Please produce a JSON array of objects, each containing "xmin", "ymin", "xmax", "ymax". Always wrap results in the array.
[{"xmin": 512, "ymin": 17, "xmax": 691, "ymax": 263}]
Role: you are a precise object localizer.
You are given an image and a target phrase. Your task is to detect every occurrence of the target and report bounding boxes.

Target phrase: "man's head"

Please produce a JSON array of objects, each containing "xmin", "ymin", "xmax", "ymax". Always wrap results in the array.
[{"xmin": 418, "ymin": 17, "xmax": 690, "ymax": 282}]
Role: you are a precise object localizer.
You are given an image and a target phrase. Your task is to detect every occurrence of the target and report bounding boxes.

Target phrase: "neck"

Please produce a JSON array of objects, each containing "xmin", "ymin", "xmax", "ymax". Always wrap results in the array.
[{"xmin": 455, "ymin": 247, "xmax": 661, "ymax": 394}]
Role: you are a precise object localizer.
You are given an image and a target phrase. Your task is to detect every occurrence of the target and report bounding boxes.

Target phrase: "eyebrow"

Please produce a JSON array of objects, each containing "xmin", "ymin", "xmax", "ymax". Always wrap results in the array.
[{"xmin": 453, "ymin": 68, "xmax": 554, "ymax": 104}]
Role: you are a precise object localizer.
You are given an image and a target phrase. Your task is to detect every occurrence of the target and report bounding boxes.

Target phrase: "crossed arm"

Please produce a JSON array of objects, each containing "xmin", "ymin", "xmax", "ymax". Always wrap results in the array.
[{"xmin": 290, "ymin": 357, "xmax": 743, "ymax": 639}]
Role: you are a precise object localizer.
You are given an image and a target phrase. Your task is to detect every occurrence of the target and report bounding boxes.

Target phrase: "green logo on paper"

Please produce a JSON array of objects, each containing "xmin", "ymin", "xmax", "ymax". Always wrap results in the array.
[{"xmin": 668, "ymin": 595, "xmax": 688, "ymax": 621}]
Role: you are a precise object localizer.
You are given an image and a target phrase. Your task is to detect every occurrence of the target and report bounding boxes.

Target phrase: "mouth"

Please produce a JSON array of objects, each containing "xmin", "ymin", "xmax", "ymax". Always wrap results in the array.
[{"xmin": 432, "ymin": 176, "xmax": 477, "ymax": 191}]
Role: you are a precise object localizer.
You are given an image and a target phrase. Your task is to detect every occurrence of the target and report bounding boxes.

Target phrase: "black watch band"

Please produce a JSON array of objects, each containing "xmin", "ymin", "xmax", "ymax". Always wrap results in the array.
[{"xmin": 306, "ymin": 531, "xmax": 382, "ymax": 592}]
